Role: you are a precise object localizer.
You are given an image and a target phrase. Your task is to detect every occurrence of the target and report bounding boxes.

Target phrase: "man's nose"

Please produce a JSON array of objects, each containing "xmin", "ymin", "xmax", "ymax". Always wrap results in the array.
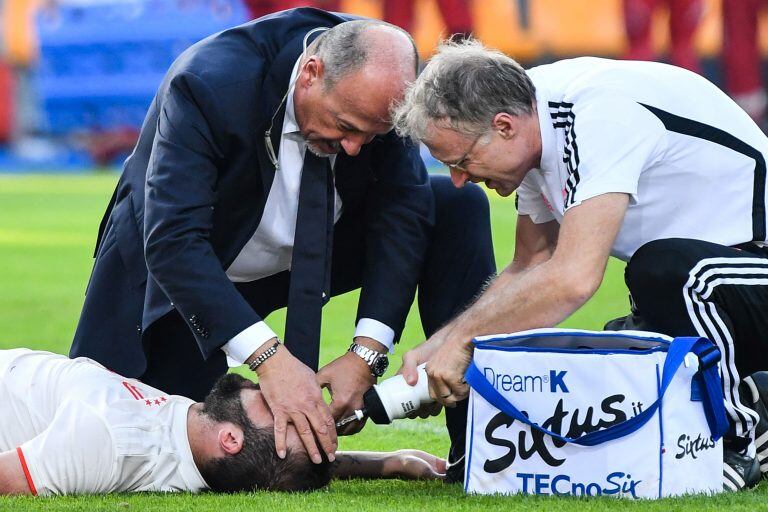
[
  {"xmin": 341, "ymin": 134, "xmax": 369, "ymax": 156},
  {"xmin": 450, "ymin": 168, "xmax": 469, "ymax": 188}
]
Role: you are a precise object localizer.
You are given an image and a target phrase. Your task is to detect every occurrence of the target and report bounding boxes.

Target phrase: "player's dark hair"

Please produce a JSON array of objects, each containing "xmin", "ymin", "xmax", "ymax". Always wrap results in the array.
[{"xmin": 199, "ymin": 373, "xmax": 332, "ymax": 492}]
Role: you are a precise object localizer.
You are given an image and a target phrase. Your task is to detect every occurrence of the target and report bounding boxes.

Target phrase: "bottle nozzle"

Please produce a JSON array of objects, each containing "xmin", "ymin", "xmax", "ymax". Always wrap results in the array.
[{"xmin": 335, "ymin": 408, "xmax": 367, "ymax": 428}]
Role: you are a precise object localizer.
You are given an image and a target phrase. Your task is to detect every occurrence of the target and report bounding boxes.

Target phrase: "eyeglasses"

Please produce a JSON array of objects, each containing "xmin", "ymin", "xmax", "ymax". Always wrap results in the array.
[{"xmin": 441, "ymin": 132, "xmax": 483, "ymax": 173}]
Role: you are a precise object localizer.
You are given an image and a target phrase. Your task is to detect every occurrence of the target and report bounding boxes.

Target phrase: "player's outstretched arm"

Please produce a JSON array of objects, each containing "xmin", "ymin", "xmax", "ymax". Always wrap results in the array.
[
  {"xmin": 0, "ymin": 450, "xmax": 33, "ymax": 495},
  {"xmin": 332, "ymin": 450, "xmax": 446, "ymax": 481}
]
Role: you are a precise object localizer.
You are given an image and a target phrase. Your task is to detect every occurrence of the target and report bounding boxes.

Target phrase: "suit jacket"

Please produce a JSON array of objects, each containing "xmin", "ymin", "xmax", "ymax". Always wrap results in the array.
[{"xmin": 72, "ymin": 8, "xmax": 433, "ymax": 377}]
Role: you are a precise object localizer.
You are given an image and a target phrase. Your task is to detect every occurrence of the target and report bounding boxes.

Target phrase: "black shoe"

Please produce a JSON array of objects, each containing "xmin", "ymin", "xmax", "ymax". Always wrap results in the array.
[
  {"xmin": 444, "ymin": 450, "xmax": 465, "ymax": 484},
  {"xmin": 723, "ymin": 442, "xmax": 761, "ymax": 491},
  {"xmin": 444, "ymin": 399, "xmax": 468, "ymax": 484},
  {"xmin": 740, "ymin": 372, "xmax": 768, "ymax": 476},
  {"xmin": 603, "ymin": 294, "xmax": 656, "ymax": 332},
  {"xmin": 602, "ymin": 312, "xmax": 654, "ymax": 332}
]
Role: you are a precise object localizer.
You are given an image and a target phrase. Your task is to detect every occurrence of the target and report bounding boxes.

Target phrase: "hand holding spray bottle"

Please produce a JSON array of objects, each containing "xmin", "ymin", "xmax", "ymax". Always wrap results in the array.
[{"xmin": 336, "ymin": 364, "xmax": 433, "ymax": 427}]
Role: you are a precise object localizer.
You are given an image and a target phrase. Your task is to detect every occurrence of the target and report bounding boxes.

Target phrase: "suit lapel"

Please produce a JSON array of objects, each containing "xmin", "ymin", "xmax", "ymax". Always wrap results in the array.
[
  {"xmin": 254, "ymin": 27, "xmax": 330, "ymax": 189},
  {"xmin": 226, "ymin": 26, "xmax": 332, "ymax": 269}
]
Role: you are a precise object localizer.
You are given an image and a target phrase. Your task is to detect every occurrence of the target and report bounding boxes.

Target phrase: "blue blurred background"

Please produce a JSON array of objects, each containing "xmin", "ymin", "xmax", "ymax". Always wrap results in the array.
[{"xmin": 0, "ymin": 0, "xmax": 766, "ymax": 172}]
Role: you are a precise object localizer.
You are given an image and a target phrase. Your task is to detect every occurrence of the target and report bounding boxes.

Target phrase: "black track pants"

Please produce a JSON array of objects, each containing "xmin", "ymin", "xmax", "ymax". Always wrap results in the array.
[{"xmin": 625, "ymin": 238, "xmax": 768, "ymax": 441}]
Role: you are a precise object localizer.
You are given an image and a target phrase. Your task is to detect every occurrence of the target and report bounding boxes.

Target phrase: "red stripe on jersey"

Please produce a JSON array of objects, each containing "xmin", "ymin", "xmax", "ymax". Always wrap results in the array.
[
  {"xmin": 131, "ymin": 383, "xmax": 144, "ymax": 399},
  {"xmin": 122, "ymin": 381, "xmax": 141, "ymax": 400},
  {"xmin": 16, "ymin": 447, "xmax": 38, "ymax": 496}
]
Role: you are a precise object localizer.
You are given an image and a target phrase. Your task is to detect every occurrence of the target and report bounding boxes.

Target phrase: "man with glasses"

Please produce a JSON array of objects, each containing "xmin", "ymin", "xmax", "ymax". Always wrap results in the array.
[
  {"xmin": 70, "ymin": 8, "xmax": 495, "ymax": 478},
  {"xmin": 442, "ymin": 132, "xmax": 482, "ymax": 177},
  {"xmin": 393, "ymin": 38, "xmax": 768, "ymax": 491}
]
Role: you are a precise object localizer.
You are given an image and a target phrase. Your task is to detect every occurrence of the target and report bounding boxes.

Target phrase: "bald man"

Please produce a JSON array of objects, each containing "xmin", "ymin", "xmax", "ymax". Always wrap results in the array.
[{"xmin": 70, "ymin": 7, "xmax": 496, "ymax": 478}]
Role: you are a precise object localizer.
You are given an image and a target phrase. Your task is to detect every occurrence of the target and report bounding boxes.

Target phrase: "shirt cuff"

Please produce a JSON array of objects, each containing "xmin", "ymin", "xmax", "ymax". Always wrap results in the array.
[
  {"xmin": 354, "ymin": 318, "xmax": 396, "ymax": 353},
  {"xmin": 221, "ymin": 322, "xmax": 278, "ymax": 368}
]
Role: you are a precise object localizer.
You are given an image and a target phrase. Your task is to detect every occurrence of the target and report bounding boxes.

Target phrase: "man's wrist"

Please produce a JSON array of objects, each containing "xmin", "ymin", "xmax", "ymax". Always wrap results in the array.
[
  {"xmin": 222, "ymin": 322, "xmax": 278, "ymax": 368},
  {"xmin": 344, "ymin": 349, "xmax": 374, "ymax": 375},
  {"xmin": 354, "ymin": 319, "xmax": 395, "ymax": 353},
  {"xmin": 441, "ymin": 324, "xmax": 475, "ymax": 351},
  {"xmin": 245, "ymin": 336, "xmax": 280, "ymax": 367},
  {"xmin": 248, "ymin": 341, "xmax": 281, "ymax": 373},
  {"xmin": 253, "ymin": 343, "xmax": 288, "ymax": 377},
  {"xmin": 348, "ymin": 340, "xmax": 389, "ymax": 377},
  {"xmin": 457, "ymin": 330, "xmax": 476, "ymax": 349},
  {"xmin": 353, "ymin": 336, "xmax": 388, "ymax": 354}
]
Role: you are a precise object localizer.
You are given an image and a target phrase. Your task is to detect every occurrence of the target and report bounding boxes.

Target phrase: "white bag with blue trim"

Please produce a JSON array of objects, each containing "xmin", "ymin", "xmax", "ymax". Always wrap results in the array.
[{"xmin": 463, "ymin": 328, "xmax": 729, "ymax": 498}]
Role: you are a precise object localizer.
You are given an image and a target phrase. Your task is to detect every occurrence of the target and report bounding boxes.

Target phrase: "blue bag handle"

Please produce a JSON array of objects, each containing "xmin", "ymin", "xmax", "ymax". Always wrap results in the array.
[{"xmin": 464, "ymin": 336, "xmax": 729, "ymax": 446}]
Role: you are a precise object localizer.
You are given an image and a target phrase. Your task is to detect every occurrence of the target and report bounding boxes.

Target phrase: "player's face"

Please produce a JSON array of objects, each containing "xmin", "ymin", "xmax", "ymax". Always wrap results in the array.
[
  {"xmin": 293, "ymin": 58, "xmax": 400, "ymax": 157},
  {"xmin": 424, "ymin": 113, "xmax": 542, "ymax": 197},
  {"xmin": 239, "ymin": 388, "xmax": 303, "ymax": 454}
]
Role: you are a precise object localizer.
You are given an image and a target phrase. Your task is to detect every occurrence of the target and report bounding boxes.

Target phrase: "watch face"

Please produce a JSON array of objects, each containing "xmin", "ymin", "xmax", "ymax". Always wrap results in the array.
[{"xmin": 372, "ymin": 355, "xmax": 389, "ymax": 377}]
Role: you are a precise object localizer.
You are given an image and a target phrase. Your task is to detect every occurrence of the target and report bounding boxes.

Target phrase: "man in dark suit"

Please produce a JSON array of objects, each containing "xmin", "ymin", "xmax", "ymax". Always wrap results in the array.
[{"xmin": 71, "ymin": 8, "xmax": 495, "ymax": 474}]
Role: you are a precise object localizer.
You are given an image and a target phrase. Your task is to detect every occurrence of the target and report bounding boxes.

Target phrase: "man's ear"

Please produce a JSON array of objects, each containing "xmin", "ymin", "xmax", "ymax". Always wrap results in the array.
[
  {"xmin": 491, "ymin": 112, "xmax": 518, "ymax": 139},
  {"xmin": 300, "ymin": 56, "xmax": 324, "ymax": 88},
  {"xmin": 217, "ymin": 423, "xmax": 244, "ymax": 456}
]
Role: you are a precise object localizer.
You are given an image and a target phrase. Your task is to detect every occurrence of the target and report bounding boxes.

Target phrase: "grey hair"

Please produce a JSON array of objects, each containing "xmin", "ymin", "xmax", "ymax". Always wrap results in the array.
[
  {"xmin": 392, "ymin": 38, "xmax": 536, "ymax": 141},
  {"xmin": 307, "ymin": 19, "xmax": 418, "ymax": 90}
]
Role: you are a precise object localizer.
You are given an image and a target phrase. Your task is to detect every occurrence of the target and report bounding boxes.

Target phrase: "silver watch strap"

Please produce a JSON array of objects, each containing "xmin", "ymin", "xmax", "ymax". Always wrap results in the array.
[{"xmin": 348, "ymin": 342, "xmax": 379, "ymax": 366}]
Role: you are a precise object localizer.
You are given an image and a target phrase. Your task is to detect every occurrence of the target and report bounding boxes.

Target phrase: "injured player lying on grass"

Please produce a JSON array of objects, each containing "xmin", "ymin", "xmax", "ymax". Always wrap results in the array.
[{"xmin": 0, "ymin": 349, "xmax": 445, "ymax": 495}]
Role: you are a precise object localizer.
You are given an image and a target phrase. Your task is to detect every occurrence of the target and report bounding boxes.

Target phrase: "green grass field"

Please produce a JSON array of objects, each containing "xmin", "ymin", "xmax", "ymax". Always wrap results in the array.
[{"xmin": 1, "ymin": 173, "xmax": 767, "ymax": 511}]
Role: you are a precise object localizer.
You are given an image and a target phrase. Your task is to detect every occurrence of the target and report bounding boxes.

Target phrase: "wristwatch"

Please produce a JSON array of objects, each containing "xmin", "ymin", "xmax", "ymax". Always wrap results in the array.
[{"xmin": 348, "ymin": 342, "xmax": 389, "ymax": 377}]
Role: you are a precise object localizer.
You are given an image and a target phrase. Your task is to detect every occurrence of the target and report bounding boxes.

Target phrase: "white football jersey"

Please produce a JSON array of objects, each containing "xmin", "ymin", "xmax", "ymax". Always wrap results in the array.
[{"xmin": 0, "ymin": 349, "xmax": 208, "ymax": 495}]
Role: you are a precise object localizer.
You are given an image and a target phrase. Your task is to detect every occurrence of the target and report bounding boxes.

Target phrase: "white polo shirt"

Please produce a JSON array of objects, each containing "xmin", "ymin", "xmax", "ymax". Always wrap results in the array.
[
  {"xmin": 0, "ymin": 349, "xmax": 208, "ymax": 496},
  {"xmin": 517, "ymin": 57, "xmax": 768, "ymax": 261}
]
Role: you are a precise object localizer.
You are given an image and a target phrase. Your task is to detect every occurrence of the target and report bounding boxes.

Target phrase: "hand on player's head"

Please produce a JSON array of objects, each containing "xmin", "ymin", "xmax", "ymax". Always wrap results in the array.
[{"xmin": 198, "ymin": 374, "xmax": 331, "ymax": 492}]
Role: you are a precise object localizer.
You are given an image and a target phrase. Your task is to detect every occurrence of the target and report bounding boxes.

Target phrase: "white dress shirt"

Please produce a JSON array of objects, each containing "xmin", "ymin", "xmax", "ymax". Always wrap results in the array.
[{"xmin": 221, "ymin": 59, "xmax": 395, "ymax": 367}]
